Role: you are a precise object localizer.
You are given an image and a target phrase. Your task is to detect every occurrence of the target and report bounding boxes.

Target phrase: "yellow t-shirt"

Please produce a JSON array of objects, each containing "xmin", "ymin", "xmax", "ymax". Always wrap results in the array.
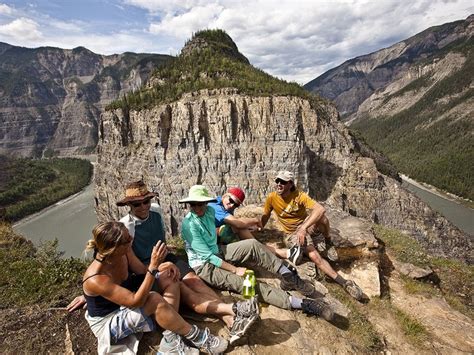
[{"xmin": 263, "ymin": 190, "xmax": 316, "ymax": 234}]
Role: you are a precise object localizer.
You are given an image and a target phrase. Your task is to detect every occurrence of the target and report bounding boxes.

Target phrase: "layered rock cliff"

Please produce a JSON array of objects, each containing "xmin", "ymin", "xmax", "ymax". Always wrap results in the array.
[
  {"xmin": 0, "ymin": 43, "xmax": 171, "ymax": 157},
  {"xmin": 95, "ymin": 85, "xmax": 471, "ymax": 262}
]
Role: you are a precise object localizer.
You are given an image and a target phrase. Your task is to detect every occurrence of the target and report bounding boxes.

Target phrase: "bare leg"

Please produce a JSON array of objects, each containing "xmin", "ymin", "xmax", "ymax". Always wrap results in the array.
[
  {"xmin": 182, "ymin": 273, "xmax": 234, "ymax": 327},
  {"xmin": 306, "ymin": 245, "xmax": 337, "ymax": 279},
  {"xmin": 158, "ymin": 276, "xmax": 181, "ymax": 311},
  {"xmin": 143, "ymin": 292, "xmax": 192, "ymax": 336},
  {"xmin": 235, "ymin": 227, "xmax": 288, "ymax": 259}
]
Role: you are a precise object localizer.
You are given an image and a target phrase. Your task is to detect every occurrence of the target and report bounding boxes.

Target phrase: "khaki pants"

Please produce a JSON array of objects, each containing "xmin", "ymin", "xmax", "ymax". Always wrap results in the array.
[{"xmin": 195, "ymin": 239, "xmax": 291, "ymax": 309}]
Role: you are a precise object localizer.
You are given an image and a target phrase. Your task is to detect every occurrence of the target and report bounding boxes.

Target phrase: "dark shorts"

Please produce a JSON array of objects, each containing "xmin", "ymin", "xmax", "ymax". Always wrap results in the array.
[{"xmin": 165, "ymin": 253, "xmax": 194, "ymax": 279}]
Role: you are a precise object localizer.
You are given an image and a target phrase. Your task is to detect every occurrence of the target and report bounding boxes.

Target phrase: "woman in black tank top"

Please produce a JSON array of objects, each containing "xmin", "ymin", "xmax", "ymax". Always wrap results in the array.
[{"xmin": 78, "ymin": 221, "xmax": 228, "ymax": 353}]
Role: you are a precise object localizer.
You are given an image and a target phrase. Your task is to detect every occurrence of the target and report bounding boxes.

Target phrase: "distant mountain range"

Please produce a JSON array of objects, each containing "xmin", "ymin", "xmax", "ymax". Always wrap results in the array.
[
  {"xmin": 305, "ymin": 15, "xmax": 473, "ymax": 200},
  {"xmin": 0, "ymin": 43, "xmax": 171, "ymax": 157}
]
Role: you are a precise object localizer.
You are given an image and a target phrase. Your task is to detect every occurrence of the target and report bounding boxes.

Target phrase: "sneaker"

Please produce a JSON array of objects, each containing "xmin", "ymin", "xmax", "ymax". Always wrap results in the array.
[
  {"xmin": 229, "ymin": 297, "xmax": 259, "ymax": 344},
  {"xmin": 234, "ymin": 296, "xmax": 260, "ymax": 318},
  {"xmin": 229, "ymin": 313, "xmax": 258, "ymax": 344},
  {"xmin": 301, "ymin": 298, "xmax": 334, "ymax": 322},
  {"xmin": 158, "ymin": 331, "xmax": 199, "ymax": 355},
  {"xmin": 344, "ymin": 280, "xmax": 365, "ymax": 301},
  {"xmin": 191, "ymin": 327, "xmax": 228, "ymax": 354},
  {"xmin": 288, "ymin": 245, "xmax": 303, "ymax": 265},
  {"xmin": 281, "ymin": 271, "xmax": 316, "ymax": 298}
]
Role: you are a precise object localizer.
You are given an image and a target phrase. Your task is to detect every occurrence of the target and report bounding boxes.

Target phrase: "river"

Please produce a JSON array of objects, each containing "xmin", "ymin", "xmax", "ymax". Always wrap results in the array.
[
  {"xmin": 14, "ymin": 182, "xmax": 97, "ymax": 258},
  {"xmin": 402, "ymin": 178, "xmax": 474, "ymax": 236},
  {"xmin": 13, "ymin": 175, "xmax": 473, "ymax": 258}
]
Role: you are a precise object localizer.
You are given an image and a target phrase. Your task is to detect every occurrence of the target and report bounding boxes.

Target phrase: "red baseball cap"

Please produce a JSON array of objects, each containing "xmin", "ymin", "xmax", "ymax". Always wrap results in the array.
[{"xmin": 227, "ymin": 187, "xmax": 245, "ymax": 204}]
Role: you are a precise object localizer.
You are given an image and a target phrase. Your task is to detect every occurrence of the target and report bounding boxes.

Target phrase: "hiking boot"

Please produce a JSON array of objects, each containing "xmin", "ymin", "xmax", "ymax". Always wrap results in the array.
[
  {"xmin": 191, "ymin": 327, "xmax": 228, "ymax": 354},
  {"xmin": 280, "ymin": 271, "xmax": 316, "ymax": 298},
  {"xmin": 288, "ymin": 245, "xmax": 304, "ymax": 265},
  {"xmin": 301, "ymin": 298, "xmax": 334, "ymax": 322},
  {"xmin": 229, "ymin": 297, "xmax": 259, "ymax": 344},
  {"xmin": 158, "ymin": 331, "xmax": 199, "ymax": 355},
  {"xmin": 234, "ymin": 296, "xmax": 259, "ymax": 318},
  {"xmin": 344, "ymin": 280, "xmax": 365, "ymax": 301}
]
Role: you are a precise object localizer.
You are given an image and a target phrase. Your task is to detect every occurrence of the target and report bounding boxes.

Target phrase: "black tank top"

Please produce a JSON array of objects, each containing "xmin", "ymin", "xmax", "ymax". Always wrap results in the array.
[{"xmin": 83, "ymin": 273, "xmax": 144, "ymax": 317}]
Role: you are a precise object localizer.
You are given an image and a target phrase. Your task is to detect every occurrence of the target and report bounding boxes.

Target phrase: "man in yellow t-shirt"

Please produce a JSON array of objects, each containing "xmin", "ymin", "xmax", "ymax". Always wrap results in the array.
[{"xmin": 261, "ymin": 171, "xmax": 365, "ymax": 302}]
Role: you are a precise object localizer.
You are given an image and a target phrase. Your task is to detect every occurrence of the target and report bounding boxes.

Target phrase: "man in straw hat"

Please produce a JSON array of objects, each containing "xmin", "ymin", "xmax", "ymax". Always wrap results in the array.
[
  {"xmin": 67, "ymin": 180, "xmax": 260, "ymax": 346},
  {"xmin": 116, "ymin": 180, "xmax": 260, "ymax": 344},
  {"xmin": 180, "ymin": 185, "xmax": 336, "ymax": 323},
  {"xmin": 260, "ymin": 171, "xmax": 366, "ymax": 302}
]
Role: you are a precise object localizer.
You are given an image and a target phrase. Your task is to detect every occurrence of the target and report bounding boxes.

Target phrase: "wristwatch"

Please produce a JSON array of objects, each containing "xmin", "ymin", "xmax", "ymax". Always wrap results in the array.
[{"xmin": 148, "ymin": 269, "xmax": 159, "ymax": 278}]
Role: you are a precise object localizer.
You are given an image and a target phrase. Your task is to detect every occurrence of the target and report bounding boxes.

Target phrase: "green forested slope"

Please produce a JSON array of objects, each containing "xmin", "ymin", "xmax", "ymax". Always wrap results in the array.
[
  {"xmin": 352, "ymin": 40, "xmax": 473, "ymax": 200},
  {"xmin": 0, "ymin": 156, "xmax": 93, "ymax": 221}
]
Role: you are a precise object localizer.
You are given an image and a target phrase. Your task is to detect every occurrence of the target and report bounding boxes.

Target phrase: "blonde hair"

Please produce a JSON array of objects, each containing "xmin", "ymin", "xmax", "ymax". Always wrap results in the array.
[{"xmin": 85, "ymin": 221, "xmax": 127, "ymax": 259}]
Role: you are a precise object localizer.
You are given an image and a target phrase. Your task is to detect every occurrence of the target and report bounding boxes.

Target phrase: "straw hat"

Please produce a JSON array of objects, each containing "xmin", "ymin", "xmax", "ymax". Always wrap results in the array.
[{"xmin": 116, "ymin": 181, "xmax": 156, "ymax": 206}]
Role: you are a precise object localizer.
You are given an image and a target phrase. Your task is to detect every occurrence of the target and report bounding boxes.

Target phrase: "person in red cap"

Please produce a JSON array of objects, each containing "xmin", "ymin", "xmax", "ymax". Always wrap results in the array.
[
  {"xmin": 209, "ymin": 187, "xmax": 255, "ymax": 241},
  {"xmin": 208, "ymin": 187, "xmax": 289, "ymax": 258}
]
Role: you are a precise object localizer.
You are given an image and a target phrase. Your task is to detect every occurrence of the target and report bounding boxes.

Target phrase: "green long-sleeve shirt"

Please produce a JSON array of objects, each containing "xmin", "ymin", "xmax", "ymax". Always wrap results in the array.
[{"xmin": 181, "ymin": 206, "xmax": 223, "ymax": 269}]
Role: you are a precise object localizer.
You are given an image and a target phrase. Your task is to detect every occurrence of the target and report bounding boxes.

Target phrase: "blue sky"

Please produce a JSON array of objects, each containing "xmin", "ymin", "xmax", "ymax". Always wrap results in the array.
[{"xmin": 0, "ymin": 0, "xmax": 472, "ymax": 84}]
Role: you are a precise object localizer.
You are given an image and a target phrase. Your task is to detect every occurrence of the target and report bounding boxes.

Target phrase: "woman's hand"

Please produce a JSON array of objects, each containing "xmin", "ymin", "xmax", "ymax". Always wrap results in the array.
[
  {"xmin": 235, "ymin": 267, "xmax": 247, "ymax": 276},
  {"xmin": 66, "ymin": 295, "xmax": 86, "ymax": 312},
  {"xmin": 158, "ymin": 261, "xmax": 181, "ymax": 282},
  {"xmin": 149, "ymin": 240, "xmax": 168, "ymax": 270}
]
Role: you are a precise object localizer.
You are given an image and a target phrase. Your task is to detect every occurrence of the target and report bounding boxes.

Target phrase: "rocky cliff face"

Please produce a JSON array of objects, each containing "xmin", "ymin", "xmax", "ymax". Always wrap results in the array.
[
  {"xmin": 95, "ymin": 88, "xmax": 471, "ymax": 263},
  {"xmin": 0, "ymin": 43, "xmax": 171, "ymax": 157}
]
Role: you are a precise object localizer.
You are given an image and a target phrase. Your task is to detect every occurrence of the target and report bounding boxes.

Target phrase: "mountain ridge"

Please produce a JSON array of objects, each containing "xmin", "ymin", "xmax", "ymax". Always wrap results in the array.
[{"xmin": 0, "ymin": 42, "xmax": 172, "ymax": 157}]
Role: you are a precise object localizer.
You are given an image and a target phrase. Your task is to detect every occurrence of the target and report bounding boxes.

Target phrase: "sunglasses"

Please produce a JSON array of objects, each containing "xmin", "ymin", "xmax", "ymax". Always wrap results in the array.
[
  {"xmin": 130, "ymin": 198, "xmax": 152, "ymax": 208},
  {"xmin": 275, "ymin": 178, "xmax": 289, "ymax": 185},
  {"xmin": 228, "ymin": 197, "xmax": 240, "ymax": 207},
  {"xmin": 189, "ymin": 202, "xmax": 207, "ymax": 207}
]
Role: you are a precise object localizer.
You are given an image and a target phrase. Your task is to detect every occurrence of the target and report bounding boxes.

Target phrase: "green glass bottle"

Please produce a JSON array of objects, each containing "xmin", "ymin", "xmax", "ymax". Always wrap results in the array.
[{"xmin": 242, "ymin": 269, "xmax": 256, "ymax": 298}]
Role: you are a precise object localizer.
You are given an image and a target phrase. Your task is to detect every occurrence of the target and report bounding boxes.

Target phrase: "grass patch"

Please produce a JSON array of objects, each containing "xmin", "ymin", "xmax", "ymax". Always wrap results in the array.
[
  {"xmin": 374, "ymin": 224, "xmax": 473, "ymax": 318},
  {"xmin": 326, "ymin": 284, "xmax": 384, "ymax": 352},
  {"xmin": 373, "ymin": 225, "xmax": 430, "ymax": 267},
  {"xmin": 0, "ymin": 223, "xmax": 86, "ymax": 308},
  {"xmin": 370, "ymin": 298, "xmax": 429, "ymax": 346},
  {"xmin": 167, "ymin": 235, "xmax": 186, "ymax": 257},
  {"xmin": 393, "ymin": 307, "xmax": 428, "ymax": 342}
]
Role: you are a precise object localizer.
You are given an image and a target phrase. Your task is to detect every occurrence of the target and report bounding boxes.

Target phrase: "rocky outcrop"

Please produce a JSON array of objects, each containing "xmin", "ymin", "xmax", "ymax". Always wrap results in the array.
[
  {"xmin": 0, "ymin": 43, "xmax": 171, "ymax": 157},
  {"xmin": 95, "ymin": 88, "xmax": 471, "ymax": 263}
]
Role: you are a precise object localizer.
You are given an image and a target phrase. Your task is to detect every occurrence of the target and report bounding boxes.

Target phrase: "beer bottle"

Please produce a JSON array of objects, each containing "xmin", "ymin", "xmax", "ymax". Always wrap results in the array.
[{"xmin": 242, "ymin": 269, "xmax": 256, "ymax": 298}]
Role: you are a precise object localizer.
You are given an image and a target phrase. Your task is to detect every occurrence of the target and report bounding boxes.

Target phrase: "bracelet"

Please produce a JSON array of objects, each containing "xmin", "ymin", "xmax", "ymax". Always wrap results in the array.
[{"xmin": 147, "ymin": 269, "xmax": 159, "ymax": 278}]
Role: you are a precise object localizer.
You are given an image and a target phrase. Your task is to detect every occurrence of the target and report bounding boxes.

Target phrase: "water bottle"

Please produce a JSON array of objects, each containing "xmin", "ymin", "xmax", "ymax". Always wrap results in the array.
[{"xmin": 242, "ymin": 269, "xmax": 256, "ymax": 298}]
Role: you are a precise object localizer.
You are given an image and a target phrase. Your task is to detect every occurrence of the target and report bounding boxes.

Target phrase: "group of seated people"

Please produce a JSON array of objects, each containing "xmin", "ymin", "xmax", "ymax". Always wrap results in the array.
[{"xmin": 68, "ymin": 171, "xmax": 365, "ymax": 354}]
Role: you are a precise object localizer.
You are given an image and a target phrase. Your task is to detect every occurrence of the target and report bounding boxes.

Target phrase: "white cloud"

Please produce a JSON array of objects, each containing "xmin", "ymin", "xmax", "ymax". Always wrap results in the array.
[
  {"xmin": 149, "ymin": 3, "xmax": 223, "ymax": 38},
  {"xmin": 0, "ymin": 0, "xmax": 472, "ymax": 83},
  {"xmin": 0, "ymin": 17, "xmax": 42, "ymax": 41},
  {"xmin": 0, "ymin": 4, "xmax": 13, "ymax": 15}
]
